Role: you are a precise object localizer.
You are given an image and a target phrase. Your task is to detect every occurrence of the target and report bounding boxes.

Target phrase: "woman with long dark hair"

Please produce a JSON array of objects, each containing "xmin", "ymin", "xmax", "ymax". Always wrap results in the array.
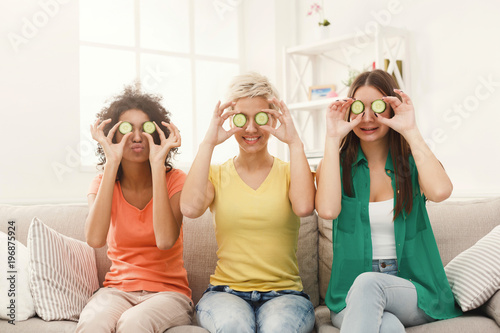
[{"xmin": 316, "ymin": 69, "xmax": 462, "ymax": 332}]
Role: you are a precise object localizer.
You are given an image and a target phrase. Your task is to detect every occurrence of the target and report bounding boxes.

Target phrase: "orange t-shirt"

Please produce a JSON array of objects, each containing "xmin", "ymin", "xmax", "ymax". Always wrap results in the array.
[{"xmin": 88, "ymin": 169, "xmax": 191, "ymax": 300}]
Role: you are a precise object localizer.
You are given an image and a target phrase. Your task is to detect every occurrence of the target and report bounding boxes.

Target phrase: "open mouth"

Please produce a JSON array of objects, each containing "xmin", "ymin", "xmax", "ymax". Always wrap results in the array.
[
  {"xmin": 243, "ymin": 136, "xmax": 260, "ymax": 144},
  {"xmin": 361, "ymin": 127, "xmax": 378, "ymax": 133}
]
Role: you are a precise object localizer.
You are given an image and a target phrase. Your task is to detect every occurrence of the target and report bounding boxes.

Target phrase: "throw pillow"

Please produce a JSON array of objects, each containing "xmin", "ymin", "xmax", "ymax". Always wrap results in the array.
[
  {"xmin": 28, "ymin": 217, "xmax": 99, "ymax": 321},
  {"xmin": 0, "ymin": 231, "xmax": 35, "ymax": 322},
  {"xmin": 445, "ymin": 225, "xmax": 500, "ymax": 312}
]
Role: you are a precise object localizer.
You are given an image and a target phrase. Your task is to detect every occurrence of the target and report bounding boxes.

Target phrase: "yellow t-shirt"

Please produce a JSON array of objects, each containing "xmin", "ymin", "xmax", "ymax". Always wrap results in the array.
[{"xmin": 208, "ymin": 157, "xmax": 303, "ymax": 292}]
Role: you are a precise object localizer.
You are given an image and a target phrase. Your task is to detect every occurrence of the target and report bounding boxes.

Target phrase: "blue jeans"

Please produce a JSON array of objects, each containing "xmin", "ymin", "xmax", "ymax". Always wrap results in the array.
[
  {"xmin": 196, "ymin": 285, "xmax": 315, "ymax": 333},
  {"xmin": 330, "ymin": 259, "xmax": 435, "ymax": 333}
]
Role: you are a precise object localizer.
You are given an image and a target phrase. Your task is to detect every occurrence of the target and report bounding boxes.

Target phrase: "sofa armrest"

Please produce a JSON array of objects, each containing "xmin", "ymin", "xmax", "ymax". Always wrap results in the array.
[{"xmin": 482, "ymin": 290, "xmax": 500, "ymax": 326}]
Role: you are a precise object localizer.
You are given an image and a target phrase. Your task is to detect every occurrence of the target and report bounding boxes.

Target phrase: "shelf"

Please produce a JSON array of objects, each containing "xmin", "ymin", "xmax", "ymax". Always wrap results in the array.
[
  {"xmin": 283, "ymin": 26, "xmax": 410, "ymax": 159},
  {"xmin": 286, "ymin": 27, "xmax": 409, "ymax": 56}
]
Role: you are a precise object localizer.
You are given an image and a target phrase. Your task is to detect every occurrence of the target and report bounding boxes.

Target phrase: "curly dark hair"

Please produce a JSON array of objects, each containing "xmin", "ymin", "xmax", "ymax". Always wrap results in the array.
[{"xmin": 95, "ymin": 84, "xmax": 177, "ymax": 178}]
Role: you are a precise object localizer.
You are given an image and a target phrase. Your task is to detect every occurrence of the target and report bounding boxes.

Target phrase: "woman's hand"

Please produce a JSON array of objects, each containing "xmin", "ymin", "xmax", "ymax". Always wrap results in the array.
[
  {"xmin": 144, "ymin": 121, "xmax": 181, "ymax": 169},
  {"xmin": 90, "ymin": 119, "xmax": 131, "ymax": 165},
  {"xmin": 202, "ymin": 101, "xmax": 241, "ymax": 147},
  {"xmin": 260, "ymin": 98, "xmax": 302, "ymax": 146},
  {"xmin": 378, "ymin": 89, "xmax": 418, "ymax": 137},
  {"xmin": 325, "ymin": 98, "xmax": 362, "ymax": 141}
]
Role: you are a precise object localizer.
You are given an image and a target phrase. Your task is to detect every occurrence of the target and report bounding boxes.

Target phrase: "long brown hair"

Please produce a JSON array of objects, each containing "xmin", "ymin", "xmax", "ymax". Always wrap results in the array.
[{"xmin": 340, "ymin": 70, "xmax": 413, "ymax": 219}]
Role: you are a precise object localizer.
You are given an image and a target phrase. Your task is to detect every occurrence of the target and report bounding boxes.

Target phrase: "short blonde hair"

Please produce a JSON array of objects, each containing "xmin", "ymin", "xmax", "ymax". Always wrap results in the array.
[{"xmin": 226, "ymin": 72, "xmax": 280, "ymax": 110}]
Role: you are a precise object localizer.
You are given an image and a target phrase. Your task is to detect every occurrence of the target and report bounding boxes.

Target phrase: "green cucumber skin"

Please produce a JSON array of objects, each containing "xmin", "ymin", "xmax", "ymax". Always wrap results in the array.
[
  {"xmin": 254, "ymin": 112, "xmax": 269, "ymax": 126},
  {"xmin": 350, "ymin": 100, "xmax": 365, "ymax": 114},
  {"xmin": 119, "ymin": 122, "xmax": 132, "ymax": 134},
  {"xmin": 233, "ymin": 114, "xmax": 247, "ymax": 128},
  {"xmin": 371, "ymin": 99, "xmax": 386, "ymax": 113},
  {"xmin": 143, "ymin": 121, "xmax": 156, "ymax": 134}
]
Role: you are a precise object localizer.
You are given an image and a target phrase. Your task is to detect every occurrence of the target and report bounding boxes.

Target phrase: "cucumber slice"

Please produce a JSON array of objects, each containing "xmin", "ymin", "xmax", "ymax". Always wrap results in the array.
[
  {"xmin": 255, "ymin": 112, "xmax": 269, "ymax": 126},
  {"xmin": 233, "ymin": 113, "xmax": 247, "ymax": 127},
  {"xmin": 118, "ymin": 121, "xmax": 132, "ymax": 134},
  {"xmin": 350, "ymin": 100, "xmax": 365, "ymax": 114},
  {"xmin": 143, "ymin": 121, "xmax": 156, "ymax": 134},
  {"xmin": 371, "ymin": 99, "xmax": 386, "ymax": 113}
]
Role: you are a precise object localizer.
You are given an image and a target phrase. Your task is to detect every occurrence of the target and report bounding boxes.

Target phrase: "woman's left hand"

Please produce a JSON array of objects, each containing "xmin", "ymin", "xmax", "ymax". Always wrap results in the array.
[
  {"xmin": 378, "ymin": 89, "xmax": 418, "ymax": 137},
  {"xmin": 144, "ymin": 121, "xmax": 181, "ymax": 169},
  {"xmin": 260, "ymin": 98, "xmax": 302, "ymax": 146}
]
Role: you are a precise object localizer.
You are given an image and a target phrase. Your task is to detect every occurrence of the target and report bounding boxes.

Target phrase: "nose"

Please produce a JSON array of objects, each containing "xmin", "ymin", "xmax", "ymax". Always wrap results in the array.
[
  {"xmin": 132, "ymin": 128, "xmax": 143, "ymax": 142},
  {"xmin": 363, "ymin": 108, "xmax": 377, "ymax": 120},
  {"xmin": 245, "ymin": 119, "xmax": 258, "ymax": 133}
]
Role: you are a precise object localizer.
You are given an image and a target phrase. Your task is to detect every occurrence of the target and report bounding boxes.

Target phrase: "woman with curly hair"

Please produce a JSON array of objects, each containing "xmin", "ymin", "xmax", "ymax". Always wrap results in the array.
[{"xmin": 76, "ymin": 85, "xmax": 193, "ymax": 333}]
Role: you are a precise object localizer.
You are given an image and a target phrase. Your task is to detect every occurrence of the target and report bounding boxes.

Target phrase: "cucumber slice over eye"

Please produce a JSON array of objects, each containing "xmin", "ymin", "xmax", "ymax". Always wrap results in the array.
[
  {"xmin": 255, "ymin": 112, "xmax": 269, "ymax": 126},
  {"xmin": 143, "ymin": 121, "xmax": 156, "ymax": 134},
  {"xmin": 233, "ymin": 113, "xmax": 247, "ymax": 127},
  {"xmin": 350, "ymin": 100, "xmax": 365, "ymax": 114},
  {"xmin": 371, "ymin": 99, "xmax": 386, "ymax": 113},
  {"xmin": 118, "ymin": 121, "xmax": 132, "ymax": 134}
]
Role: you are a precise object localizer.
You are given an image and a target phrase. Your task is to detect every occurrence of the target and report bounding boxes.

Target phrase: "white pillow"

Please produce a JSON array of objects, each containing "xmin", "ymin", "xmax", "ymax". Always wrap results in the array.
[
  {"xmin": 445, "ymin": 225, "xmax": 500, "ymax": 312},
  {"xmin": 28, "ymin": 217, "xmax": 99, "ymax": 321},
  {"xmin": 0, "ymin": 231, "xmax": 36, "ymax": 322}
]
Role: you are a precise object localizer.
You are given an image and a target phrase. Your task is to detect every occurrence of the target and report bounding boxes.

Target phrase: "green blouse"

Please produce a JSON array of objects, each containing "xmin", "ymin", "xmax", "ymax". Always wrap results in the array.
[{"xmin": 325, "ymin": 148, "xmax": 462, "ymax": 320}]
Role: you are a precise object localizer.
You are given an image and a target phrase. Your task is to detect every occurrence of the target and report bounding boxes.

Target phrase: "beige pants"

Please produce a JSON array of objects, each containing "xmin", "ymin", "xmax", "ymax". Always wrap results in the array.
[{"xmin": 76, "ymin": 288, "xmax": 193, "ymax": 333}]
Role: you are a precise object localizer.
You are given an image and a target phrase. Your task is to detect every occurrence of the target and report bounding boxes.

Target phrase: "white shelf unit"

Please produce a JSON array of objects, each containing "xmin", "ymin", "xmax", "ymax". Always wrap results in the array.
[{"xmin": 283, "ymin": 27, "xmax": 410, "ymax": 168}]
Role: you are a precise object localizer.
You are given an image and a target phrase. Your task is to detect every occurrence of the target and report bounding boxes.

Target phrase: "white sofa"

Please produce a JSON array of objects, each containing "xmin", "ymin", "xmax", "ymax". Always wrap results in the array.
[{"xmin": 1, "ymin": 197, "xmax": 500, "ymax": 332}]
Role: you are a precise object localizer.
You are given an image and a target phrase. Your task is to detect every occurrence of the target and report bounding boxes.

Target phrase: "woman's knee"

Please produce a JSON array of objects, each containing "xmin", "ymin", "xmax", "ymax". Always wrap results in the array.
[
  {"xmin": 196, "ymin": 291, "xmax": 255, "ymax": 333},
  {"xmin": 257, "ymin": 295, "xmax": 315, "ymax": 333}
]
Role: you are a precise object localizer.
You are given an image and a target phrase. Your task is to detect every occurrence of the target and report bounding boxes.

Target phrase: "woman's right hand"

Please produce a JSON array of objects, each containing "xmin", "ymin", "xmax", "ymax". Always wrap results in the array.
[
  {"xmin": 202, "ymin": 101, "xmax": 241, "ymax": 147},
  {"xmin": 326, "ymin": 99, "xmax": 362, "ymax": 141},
  {"xmin": 90, "ymin": 119, "xmax": 132, "ymax": 165}
]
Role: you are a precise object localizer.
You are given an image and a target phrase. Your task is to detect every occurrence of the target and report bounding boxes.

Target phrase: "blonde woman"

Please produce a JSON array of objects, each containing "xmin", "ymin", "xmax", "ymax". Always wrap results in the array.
[{"xmin": 181, "ymin": 72, "xmax": 316, "ymax": 333}]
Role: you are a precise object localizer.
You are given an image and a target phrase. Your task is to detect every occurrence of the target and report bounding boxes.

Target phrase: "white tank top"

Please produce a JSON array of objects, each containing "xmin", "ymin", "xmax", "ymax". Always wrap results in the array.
[{"xmin": 369, "ymin": 198, "xmax": 397, "ymax": 259}]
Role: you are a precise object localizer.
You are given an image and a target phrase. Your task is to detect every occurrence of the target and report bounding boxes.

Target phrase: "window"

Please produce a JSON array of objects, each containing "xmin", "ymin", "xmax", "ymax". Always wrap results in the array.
[{"xmin": 79, "ymin": 0, "xmax": 242, "ymax": 169}]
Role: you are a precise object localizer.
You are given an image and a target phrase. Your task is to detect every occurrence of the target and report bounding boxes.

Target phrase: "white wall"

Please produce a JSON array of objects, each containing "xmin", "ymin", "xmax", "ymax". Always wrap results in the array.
[
  {"xmin": 296, "ymin": 0, "xmax": 500, "ymax": 198},
  {"xmin": 1, "ymin": 0, "xmax": 499, "ymax": 204},
  {"xmin": 1, "ymin": 0, "xmax": 86, "ymax": 204}
]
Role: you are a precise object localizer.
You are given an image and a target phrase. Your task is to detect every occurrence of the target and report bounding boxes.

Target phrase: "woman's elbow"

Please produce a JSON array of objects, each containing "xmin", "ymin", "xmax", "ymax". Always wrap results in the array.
[
  {"xmin": 157, "ymin": 240, "xmax": 175, "ymax": 251},
  {"xmin": 315, "ymin": 203, "xmax": 341, "ymax": 220},
  {"xmin": 180, "ymin": 203, "xmax": 203, "ymax": 219},
  {"xmin": 426, "ymin": 184, "xmax": 453, "ymax": 203},
  {"xmin": 86, "ymin": 237, "xmax": 106, "ymax": 249}
]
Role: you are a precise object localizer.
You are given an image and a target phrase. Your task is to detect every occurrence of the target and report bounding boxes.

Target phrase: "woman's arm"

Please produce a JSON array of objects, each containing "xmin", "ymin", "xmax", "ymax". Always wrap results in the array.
[
  {"xmin": 315, "ymin": 138, "xmax": 342, "ymax": 220},
  {"xmin": 263, "ymin": 99, "xmax": 315, "ymax": 216},
  {"xmin": 315, "ymin": 99, "xmax": 360, "ymax": 220},
  {"xmin": 146, "ymin": 122, "xmax": 184, "ymax": 250},
  {"xmin": 85, "ymin": 119, "xmax": 131, "ymax": 248},
  {"xmin": 380, "ymin": 90, "xmax": 453, "ymax": 202},
  {"xmin": 180, "ymin": 101, "xmax": 240, "ymax": 218}
]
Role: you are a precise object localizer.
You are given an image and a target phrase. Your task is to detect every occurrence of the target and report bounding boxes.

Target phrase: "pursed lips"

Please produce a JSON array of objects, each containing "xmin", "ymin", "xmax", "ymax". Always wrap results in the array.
[{"xmin": 131, "ymin": 144, "xmax": 144, "ymax": 152}]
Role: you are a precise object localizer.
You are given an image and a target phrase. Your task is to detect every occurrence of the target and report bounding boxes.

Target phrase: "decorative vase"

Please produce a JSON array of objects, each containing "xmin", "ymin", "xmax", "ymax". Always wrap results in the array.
[{"xmin": 314, "ymin": 25, "xmax": 332, "ymax": 41}]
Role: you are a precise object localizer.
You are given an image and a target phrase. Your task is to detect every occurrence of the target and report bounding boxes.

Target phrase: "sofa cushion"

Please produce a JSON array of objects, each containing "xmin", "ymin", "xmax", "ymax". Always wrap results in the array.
[
  {"xmin": 28, "ymin": 217, "xmax": 99, "ymax": 321},
  {"xmin": 0, "ymin": 204, "xmax": 110, "ymax": 286},
  {"xmin": 313, "ymin": 305, "xmax": 500, "ymax": 333},
  {"xmin": 427, "ymin": 197, "xmax": 500, "ymax": 266},
  {"xmin": 183, "ymin": 210, "xmax": 320, "ymax": 307},
  {"xmin": 318, "ymin": 216, "xmax": 333, "ymax": 303},
  {"xmin": 445, "ymin": 225, "xmax": 500, "ymax": 312},
  {"xmin": 482, "ymin": 290, "xmax": 500, "ymax": 326},
  {"xmin": 0, "ymin": 231, "xmax": 35, "ymax": 321}
]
